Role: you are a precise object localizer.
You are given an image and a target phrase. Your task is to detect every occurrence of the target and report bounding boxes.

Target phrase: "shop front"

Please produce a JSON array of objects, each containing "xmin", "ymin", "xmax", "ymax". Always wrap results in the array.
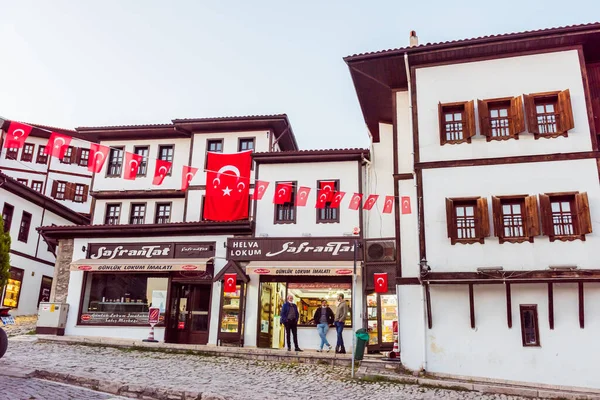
[{"xmin": 364, "ymin": 263, "xmax": 397, "ymax": 352}]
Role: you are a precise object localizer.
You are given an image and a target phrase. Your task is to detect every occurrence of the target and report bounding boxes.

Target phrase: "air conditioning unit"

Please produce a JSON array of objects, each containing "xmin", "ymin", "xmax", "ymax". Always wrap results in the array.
[{"xmin": 366, "ymin": 240, "xmax": 396, "ymax": 262}]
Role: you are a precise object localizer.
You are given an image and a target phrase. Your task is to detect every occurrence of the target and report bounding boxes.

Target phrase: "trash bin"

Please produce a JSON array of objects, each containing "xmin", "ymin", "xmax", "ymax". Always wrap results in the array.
[{"xmin": 355, "ymin": 328, "xmax": 369, "ymax": 361}]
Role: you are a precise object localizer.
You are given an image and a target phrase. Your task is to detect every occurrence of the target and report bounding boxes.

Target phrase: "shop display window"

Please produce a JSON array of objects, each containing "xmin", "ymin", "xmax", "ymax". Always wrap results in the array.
[
  {"xmin": 2, "ymin": 267, "xmax": 24, "ymax": 308},
  {"xmin": 287, "ymin": 282, "xmax": 352, "ymax": 327},
  {"xmin": 367, "ymin": 293, "xmax": 398, "ymax": 347},
  {"xmin": 220, "ymin": 285, "xmax": 244, "ymax": 333},
  {"xmin": 80, "ymin": 273, "xmax": 168, "ymax": 325}
]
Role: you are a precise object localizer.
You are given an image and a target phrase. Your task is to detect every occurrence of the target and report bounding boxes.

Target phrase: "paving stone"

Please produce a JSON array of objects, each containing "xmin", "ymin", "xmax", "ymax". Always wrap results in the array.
[{"xmin": 0, "ymin": 375, "xmax": 124, "ymax": 400}]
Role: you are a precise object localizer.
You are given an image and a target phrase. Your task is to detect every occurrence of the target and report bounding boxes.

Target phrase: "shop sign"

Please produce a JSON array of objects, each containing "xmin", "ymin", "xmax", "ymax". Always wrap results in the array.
[
  {"xmin": 288, "ymin": 283, "xmax": 351, "ymax": 289},
  {"xmin": 227, "ymin": 237, "xmax": 362, "ymax": 261},
  {"xmin": 246, "ymin": 266, "xmax": 357, "ymax": 276},
  {"xmin": 79, "ymin": 312, "xmax": 165, "ymax": 325},
  {"xmin": 72, "ymin": 262, "xmax": 207, "ymax": 272},
  {"xmin": 88, "ymin": 242, "xmax": 215, "ymax": 260}
]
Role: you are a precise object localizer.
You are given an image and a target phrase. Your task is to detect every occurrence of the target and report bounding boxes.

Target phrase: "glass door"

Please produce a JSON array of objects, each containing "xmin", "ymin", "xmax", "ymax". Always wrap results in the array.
[
  {"xmin": 257, "ymin": 282, "xmax": 273, "ymax": 348},
  {"xmin": 188, "ymin": 284, "xmax": 210, "ymax": 344},
  {"xmin": 366, "ymin": 293, "xmax": 380, "ymax": 349},
  {"xmin": 380, "ymin": 294, "xmax": 398, "ymax": 346}
]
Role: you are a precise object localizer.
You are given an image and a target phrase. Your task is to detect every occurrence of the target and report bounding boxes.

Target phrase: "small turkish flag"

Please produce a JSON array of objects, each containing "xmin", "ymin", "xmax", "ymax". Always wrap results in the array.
[
  {"xmin": 181, "ymin": 165, "xmax": 198, "ymax": 191},
  {"xmin": 383, "ymin": 196, "xmax": 394, "ymax": 214},
  {"xmin": 330, "ymin": 191, "xmax": 345, "ymax": 208},
  {"xmin": 224, "ymin": 273, "xmax": 237, "ymax": 293},
  {"xmin": 319, "ymin": 181, "xmax": 335, "ymax": 202},
  {"xmin": 153, "ymin": 159, "xmax": 172, "ymax": 186},
  {"xmin": 401, "ymin": 196, "xmax": 412, "ymax": 214},
  {"xmin": 88, "ymin": 144, "xmax": 110, "ymax": 173},
  {"xmin": 296, "ymin": 186, "xmax": 311, "ymax": 206},
  {"xmin": 253, "ymin": 180, "xmax": 269, "ymax": 200},
  {"xmin": 374, "ymin": 273, "xmax": 388, "ymax": 293},
  {"xmin": 315, "ymin": 189, "xmax": 329, "ymax": 209},
  {"xmin": 273, "ymin": 183, "xmax": 292, "ymax": 204},
  {"xmin": 123, "ymin": 151, "xmax": 143, "ymax": 180},
  {"xmin": 4, "ymin": 121, "xmax": 32, "ymax": 149},
  {"xmin": 348, "ymin": 193, "xmax": 363, "ymax": 210},
  {"xmin": 44, "ymin": 132, "xmax": 72, "ymax": 159},
  {"xmin": 363, "ymin": 194, "xmax": 379, "ymax": 211}
]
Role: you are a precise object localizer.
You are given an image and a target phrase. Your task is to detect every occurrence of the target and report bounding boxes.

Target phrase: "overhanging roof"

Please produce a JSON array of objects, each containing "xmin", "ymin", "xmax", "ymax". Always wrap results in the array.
[{"xmin": 253, "ymin": 148, "xmax": 369, "ymax": 164}]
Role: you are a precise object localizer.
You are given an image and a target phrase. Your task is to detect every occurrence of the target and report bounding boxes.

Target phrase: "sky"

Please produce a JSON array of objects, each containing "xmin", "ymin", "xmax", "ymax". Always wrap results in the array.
[{"xmin": 0, "ymin": 1, "xmax": 597, "ymax": 150}]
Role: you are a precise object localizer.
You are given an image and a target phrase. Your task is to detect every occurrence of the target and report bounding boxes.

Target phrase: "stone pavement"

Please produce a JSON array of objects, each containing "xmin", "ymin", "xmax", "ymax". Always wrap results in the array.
[
  {"xmin": 0, "ymin": 339, "xmax": 539, "ymax": 400},
  {"xmin": 1, "ymin": 315, "xmax": 37, "ymax": 337},
  {"xmin": 0, "ymin": 375, "xmax": 125, "ymax": 400}
]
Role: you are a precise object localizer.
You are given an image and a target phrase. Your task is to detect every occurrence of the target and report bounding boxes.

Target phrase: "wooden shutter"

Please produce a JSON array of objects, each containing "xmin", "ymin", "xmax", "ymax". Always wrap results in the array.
[
  {"xmin": 523, "ymin": 94, "xmax": 539, "ymax": 134},
  {"xmin": 492, "ymin": 196, "xmax": 503, "ymax": 239},
  {"xmin": 74, "ymin": 148, "xmax": 82, "ymax": 165},
  {"xmin": 557, "ymin": 89, "xmax": 575, "ymax": 133},
  {"xmin": 476, "ymin": 197, "xmax": 490, "ymax": 238},
  {"xmin": 575, "ymin": 192, "xmax": 592, "ymax": 235},
  {"xmin": 525, "ymin": 195, "xmax": 540, "ymax": 237},
  {"xmin": 510, "ymin": 96, "xmax": 525, "ymax": 135},
  {"xmin": 477, "ymin": 99, "xmax": 490, "ymax": 137},
  {"xmin": 65, "ymin": 183, "xmax": 75, "ymax": 201},
  {"xmin": 445, "ymin": 198, "xmax": 455, "ymax": 239},
  {"xmin": 438, "ymin": 102, "xmax": 445, "ymax": 144},
  {"xmin": 539, "ymin": 194, "xmax": 553, "ymax": 236},
  {"xmin": 464, "ymin": 100, "xmax": 476, "ymax": 138},
  {"xmin": 82, "ymin": 185, "xmax": 89, "ymax": 203},
  {"xmin": 51, "ymin": 181, "xmax": 58, "ymax": 198}
]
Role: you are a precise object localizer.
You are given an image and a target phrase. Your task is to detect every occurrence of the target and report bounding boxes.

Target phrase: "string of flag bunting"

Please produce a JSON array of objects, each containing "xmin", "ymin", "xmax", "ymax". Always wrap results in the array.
[{"xmin": 2, "ymin": 120, "xmax": 413, "ymax": 220}]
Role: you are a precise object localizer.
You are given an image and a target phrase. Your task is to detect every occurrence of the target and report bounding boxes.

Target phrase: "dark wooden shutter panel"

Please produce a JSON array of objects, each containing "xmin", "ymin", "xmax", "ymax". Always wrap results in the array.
[
  {"xmin": 65, "ymin": 183, "xmax": 75, "ymax": 201},
  {"xmin": 445, "ymin": 198, "xmax": 455, "ymax": 239},
  {"xmin": 510, "ymin": 96, "xmax": 525, "ymax": 135},
  {"xmin": 492, "ymin": 196, "xmax": 503, "ymax": 238},
  {"xmin": 74, "ymin": 148, "xmax": 82, "ymax": 165},
  {"xmin": 477, "ymin": 99, "xmax": 490, "ymax": 137},
  {"xmin": 558, "ymin": 89, "xmax": 575, "ymax": 133},
  {"xmin": 476, "ymin": 197, "xmax": 490, "ymax": 238},
  {"xmin": 525, "ymin": 195, "xmax": 540, "ymax": 237},
  {"xmin": 539, "ymin": 194, "xmax": 553, "ymax": 236},
  {"xmin": 523, "ymin": 94, "xmax": 539, "ymax": 134},
  {"xmin": 464, "ymin": 100, "xmax": 476, "ymax": 138},
  {"xmin": 438, "ymin": 102, "xmax": 445, "ymax": 144},
  {"xmin": 51, "ymin": 181, "xmax": 58, "ymax": 198},
  {"xmin": 82, "ymin": 185, "xmax": 89, "ymax": 203},
  {"xmin": 575, "ymin": 192, "xmax": 592, "ymax": 235}
]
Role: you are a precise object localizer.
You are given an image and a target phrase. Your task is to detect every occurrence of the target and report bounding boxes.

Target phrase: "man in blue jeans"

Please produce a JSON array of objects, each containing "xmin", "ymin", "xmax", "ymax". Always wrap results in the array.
[{"xmin": 334, "ymin": 293, "xmax": 348, "ymax": 354}]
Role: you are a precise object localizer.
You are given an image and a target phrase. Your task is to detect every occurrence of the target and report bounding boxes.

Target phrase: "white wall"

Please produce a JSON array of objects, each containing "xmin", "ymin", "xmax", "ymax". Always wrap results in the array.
[
  {"xmin": 0, "ymin": 136, "xmax": 50, "ymax": 175},
  {"xmin": 92, "ymin": 198, "xmax": 185, "ymax": 225},
  {"xmin": 416, "ymin": 50, "xmax": 592, "ymax": 163}
]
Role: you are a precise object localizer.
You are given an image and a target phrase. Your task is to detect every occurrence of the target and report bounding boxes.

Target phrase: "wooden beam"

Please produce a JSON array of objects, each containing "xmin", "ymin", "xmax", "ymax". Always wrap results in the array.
[
  {"xmin": 425, "ymin": 284, "xmax": 432, "ymax": 329},
  {"xmin": 469, "ymin": 283, "xmax": 475, "ymax": 329},
  {"xmin": 506, "ymin": 283, "xmax": 512, "ymax": 328},
  {"xmin": 579, "ymin": 282, "xmax": 585, "ymax": 329},
  {"xmin": 548, "ymin": 283, "xmax": 554, "ymax": 330}
]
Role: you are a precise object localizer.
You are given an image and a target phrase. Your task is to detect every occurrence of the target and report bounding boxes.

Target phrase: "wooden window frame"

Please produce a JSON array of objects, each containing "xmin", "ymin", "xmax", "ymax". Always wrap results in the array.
[
  {"xmin": 478, "ymin": 96, "xmax": 525, "ymax": 141},
  {"xmin": 31, "ymin": 181, "xmax": 44, "ymax": 193},
  {"xmin": 524, "ymin": 90, "xmax": 574, "ymax": 139},
  {"xmin": 316, "ymin": 179, "xmax": 340, "ymax": 224},
  {"xmin": 106, "ymin": 147, "xmax": 124, "ymax": 178},
  {"xmin": 274, "ymin": 181, "xmax": 297, "ymax": 225},
  {"xmin": 77, "ymin": 148, "xmax": 90, "ymax": 167},
  {"xmin": 5, "ymin": 147, "xmax": 18, "ymax": 160},
  {"xmin": 238, "ymin": 137, "xmax": 255, "ymax": 152},
  {"xmin": 134, "ymin": 146, "xmax": 149, "ymax": 177},
  {"xmin": 53, "ymin": 181, "xmax": 67, "ymax": 200},
  {"xmin": 18, "ymin": 211, "xmax": 32, "ymax": 243},
  {"xmin": 20, "ymin": 143, "xmax": 35, "ymax": 162},
  {"xmin": 157, "ymin": 145, "xmax": 174, "ymax": 176},
  {"xmin": 61, "ymin": 146, "xmax": 75, "ymax": 164},
  {"xmin": 72, "ymin": 184, "xmax": 88, "ymax": 203},
  {"xmin": 438, "ymin": 101, "xmax": 476, "ymax": 145},
  {"xmin": 492, "ymin": 195, "xmax": 540, "ymax": 244},
  {"xmin": 445, "ymin": 196, "xmax": 489, "ymax": 245},
  {"xmin": 540, "ymin": 191, "xmax": 591, "ymax": 242},
  {"xmin": 2, "ymin": 203, "xmax": 14, "ymax": 232},
  {"xmin": 154, "ymin": 202, "xmax": 172, "ymax": 224},
  {"xmin": 104, "ymin": 203, "xmax": 122, "ymax": 225},
  {"xmin": 519, "ymin": 305, "xmax": 540, "ymax": 347},
  {"xmin": 36, "ymin": 145, "xmax": 48, "ymax": 164},
  {"xmin": 206, "ymin": 139, "xmax": 224, "ymax": 169},
  {"xmin": 16, "ymin": 179, "xmax": 28, "ymax": 186},
  {"xmin": 129, "ymin": 203, "xmax": 147, "ymax": 225}
]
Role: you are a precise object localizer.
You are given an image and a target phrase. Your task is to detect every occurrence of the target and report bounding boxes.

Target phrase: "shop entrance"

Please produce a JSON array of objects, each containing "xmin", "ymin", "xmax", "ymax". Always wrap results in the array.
[
  {"xmin": 166, "ymin": 283, "xmax": 211, "ymax": 345},
  {"xmin": 258, "ymin": 282, "xmax": 287, "ymax": 349},
  {"xmin": 366, "ymin": 292, "xmax": 398, "ymax": 352}
]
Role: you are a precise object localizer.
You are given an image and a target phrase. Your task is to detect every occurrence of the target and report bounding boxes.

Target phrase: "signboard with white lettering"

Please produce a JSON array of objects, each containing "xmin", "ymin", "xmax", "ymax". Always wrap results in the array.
[
  {"xmin": 87, "ymin": 242, "xmax": 215, "ymax": 260},
  {"xmin": 227, "ymin": 237, "xmax": 362, "ymax": 261}
]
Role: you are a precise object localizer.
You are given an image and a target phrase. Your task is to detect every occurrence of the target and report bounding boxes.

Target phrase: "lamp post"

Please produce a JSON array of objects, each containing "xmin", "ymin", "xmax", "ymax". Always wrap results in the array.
[{"xmin": 351, "ymin": 239, "xmax": 360, "ymax": 378}]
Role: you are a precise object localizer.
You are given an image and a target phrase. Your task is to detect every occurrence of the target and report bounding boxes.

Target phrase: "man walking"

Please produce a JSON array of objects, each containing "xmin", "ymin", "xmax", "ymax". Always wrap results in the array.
[
  {"xmin": 334, "ymin": 293, "xmax": 348, "ymax": 354},
  {"xmin": 280, "ymin": 294, "xmax": 302, "ymax": 352}
]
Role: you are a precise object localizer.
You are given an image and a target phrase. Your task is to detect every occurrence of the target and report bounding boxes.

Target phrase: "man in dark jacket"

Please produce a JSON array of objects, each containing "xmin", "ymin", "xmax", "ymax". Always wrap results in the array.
[
  {"xmin": 313, "ymin": 299, "xmax": 334, "ymax": 352},
  {"xmin": 280, "ymin": 294, "xmax": 302, "ymax": 352}
]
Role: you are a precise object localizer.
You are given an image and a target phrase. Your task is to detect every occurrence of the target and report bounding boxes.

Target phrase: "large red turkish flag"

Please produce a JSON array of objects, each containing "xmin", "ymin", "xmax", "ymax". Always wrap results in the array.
[
  {"xmin": 383, "ymin": 196, "xmax": 394, "ymax": 214},
  {"xmin": 4, "ymin": 122, "xmax": 32, "ymax": 149},
  {"xmin": 224, "ymin": 273, "xmax": 237, "ymax": 293},
  {"xmin": 374, "ymin": 273, "xmax": 388, "ymax": 293},
  {"xmin": 153, "ymin": 159, "xmax": 172, "ymax": 186},
  {"xmin": 88, "ymin": 144, "xmax": 110, "ymax": 173},
  {"xmin": 44, "ymin": 132, "xmax": 72, "ymax": 158},
  {"xmin": 123, "ymin": 151, "xmax": 143, "ymax": 180},
  {"xmin": 203, "ymin": 151, "xmax": 251, "ymax": 221}
]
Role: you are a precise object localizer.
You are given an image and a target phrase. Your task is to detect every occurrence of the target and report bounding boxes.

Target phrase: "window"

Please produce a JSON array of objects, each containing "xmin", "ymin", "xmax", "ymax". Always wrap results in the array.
[
  {"xmin": 31, "ymin": 181, "xmax": 43, "ymax": 193},
  {"xmin": 155, "ymin": 203, "xmax": 172, "ymax": 224},
  {"xmin": 492, "ymin": 195, "xmax": 539, "ymax": 243},
  {"xmin": 524, "ymin": 90, "xmax": 574, "ymax": 139},
  {"xmin": 220, "ymin": 284, "xmax": 245, "ymax": 334},
  {"xmin": 520, "ymin": 305, "xmax": 540, "ymax": 347},
  {"xmin": 316, "ymin": 180, "xmax": 340, "ymax": 224},
  {"xmin": 16, "ymin": 179, "xmax": 28, "ymax": 186},
  {"xmin": 2, "ymin": 267, "xmax": 24, "ymax": 308},
  {"xmin": 5, "ymin": 147, "xmax": 18, "ymax": 160},
  {"xmin": 36, "ymin": 145, "xmax": 48, "ymax": 164},
  {"xmin": 61, "ymin": 146, "xmax": 74, "ymax": 164},
  {"xmin": 539, "ymin": 192, "xmax": 592, "ymax": 241},
  {"xmin": 52, "ymin": 181, "xmax": 67, "ymax": 200},
  {"xmin": 478, "ymin": 97, "xmax": 524, "ymax": 141},
  {"xmin": 79, "ymin": 273, "xmax": 168, "ymax": 325},
  {"xmin": 37, "ymin": 276, "xmax": 53, "ymax": 306},
  {"xmin": 2, "ymin": 203, "xmax": 14, "ymax": 232},
  {"xmin": 207, "ymin": 139, "xmax": 223, "ymax": 153},
  {"xmin": 73, "ymin": 184, "xmax": 87, "ymax": 203},
  {"xmin": 274, "ymin": 181, "xmax": 296, "ymax": 224},
  {"xmin": 77, "ymin": 148, "xmax": 90, "ymax": 167},
  {"xmin": 18, "ymin": 211, "xmax": 32, "ymax": 243},
  {"xmin": 445, "ymin": 197, "xmax": 489, "ymax": 245},
  {"xmin": 107, "ymin": 147, "xmax": 124, "ymax": 177},
  {"xmin": 238, "ymin": 138, "xmax": 255, "ymax": 152},
  {"xmin": 105, "ymin": 204, "xmax": 121, "ymax": 225},
  {"xmin": 20, "ymin": 143, "xmax": 35, "ymax": 162},
  {"xmin": 134, "ymin": 146, "xmax": 149, "ymax": 176},
  {"xmin": 438, "ymin": 101, "xmax": 475, "ymax": 145},
  {"xmin": 158, "ymin": 145, "xmax": 174, "ymax": 176},
  {"xmin": 129, "ymin": 203, "xmax": 146, "ymax": 225}
]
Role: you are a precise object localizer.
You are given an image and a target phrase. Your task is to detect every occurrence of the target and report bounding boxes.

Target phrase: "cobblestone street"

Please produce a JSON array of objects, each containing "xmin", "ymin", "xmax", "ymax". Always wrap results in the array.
[
  {"xmin": 0, "ymin": 375, "xmax": 124, "ymax": 400},
  {"xmin": 0, "ymin": 339, "xmax": 537, "ymax": 400}
]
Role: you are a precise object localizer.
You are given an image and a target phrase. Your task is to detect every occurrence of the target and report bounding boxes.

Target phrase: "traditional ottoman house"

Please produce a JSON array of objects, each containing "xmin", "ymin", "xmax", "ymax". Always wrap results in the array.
[{"xmin": 345, "ymin": 24, "xmax": 600, "ymax": 390}]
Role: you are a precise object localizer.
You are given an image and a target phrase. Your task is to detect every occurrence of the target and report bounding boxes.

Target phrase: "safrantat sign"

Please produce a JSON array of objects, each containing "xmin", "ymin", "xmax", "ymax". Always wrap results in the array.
[
  {"xmin": 227, "ymin": 237, "xmax": 361, "ymax": 261},
  {"xmin": 88, "ymin": 242, "xmax": 216, "ymax": 260}
]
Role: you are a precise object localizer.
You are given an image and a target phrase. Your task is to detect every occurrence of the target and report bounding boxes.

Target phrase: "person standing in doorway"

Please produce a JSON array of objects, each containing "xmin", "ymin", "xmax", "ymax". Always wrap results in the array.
[
  {"xmin": 334, "ymin": 293, "xmax": 348, "ymax": 354},
  {"xmin": 313, "ymin": 299, "xmax": 334, "ymax": 352},
  {"xmin": 280, "ymin": 294, "xmax": 302, "ymax": 352}
]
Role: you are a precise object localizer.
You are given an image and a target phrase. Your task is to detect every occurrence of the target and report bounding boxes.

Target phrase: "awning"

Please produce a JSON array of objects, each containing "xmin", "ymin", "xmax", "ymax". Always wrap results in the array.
[
  {"xmin": 246, "ymin": 261, "xmax": 360, "ymax": 276},
  {"xmin": 70, "ymin": 258, "xmax": 213, "ymax": 272}
]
